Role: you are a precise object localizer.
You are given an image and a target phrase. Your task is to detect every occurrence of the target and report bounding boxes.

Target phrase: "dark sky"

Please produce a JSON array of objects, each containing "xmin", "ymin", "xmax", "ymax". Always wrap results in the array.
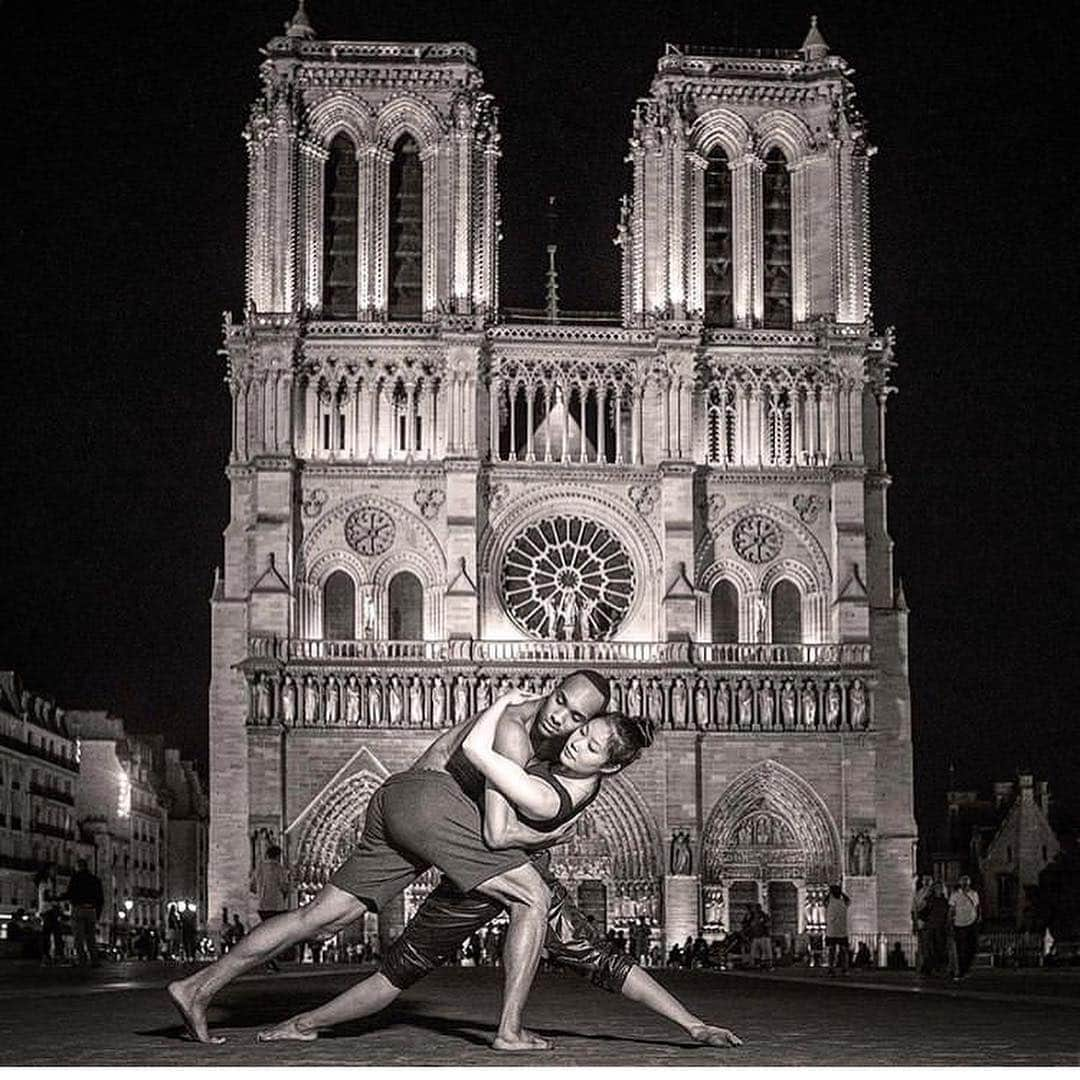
[{"xmin": 2, "ymin": 2, "xmax": 1076, "ymax": 835}]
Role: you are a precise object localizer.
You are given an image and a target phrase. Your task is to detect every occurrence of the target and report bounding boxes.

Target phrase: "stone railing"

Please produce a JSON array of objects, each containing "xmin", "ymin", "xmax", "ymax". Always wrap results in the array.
[{"xmin": 249, "ymin": 637, "xmax": 871, "ymax": 668}]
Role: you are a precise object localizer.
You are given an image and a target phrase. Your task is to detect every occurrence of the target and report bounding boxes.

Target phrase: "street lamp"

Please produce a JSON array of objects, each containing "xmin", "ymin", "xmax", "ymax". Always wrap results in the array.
[{"xmin": 124, "ymin": 899, "xmax": 133, "ymax": 912}]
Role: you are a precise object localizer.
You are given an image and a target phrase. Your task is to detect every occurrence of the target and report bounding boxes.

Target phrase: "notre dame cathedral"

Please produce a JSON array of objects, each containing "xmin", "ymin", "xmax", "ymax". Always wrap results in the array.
[{"xmin": 210, "ymin": 5, "xmax": 915, "ymax": 950}]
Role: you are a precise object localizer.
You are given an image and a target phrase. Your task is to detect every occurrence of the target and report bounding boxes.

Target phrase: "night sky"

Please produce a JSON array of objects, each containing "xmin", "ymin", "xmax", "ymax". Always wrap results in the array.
[{"xmin": 2, "ymin": 2, "xmax": 1075, "ymax": 835}]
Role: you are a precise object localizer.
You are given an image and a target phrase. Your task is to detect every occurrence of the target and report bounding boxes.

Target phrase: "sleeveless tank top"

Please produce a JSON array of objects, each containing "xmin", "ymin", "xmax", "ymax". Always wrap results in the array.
[{"xmin": 514, "ymin": 761, "xmax": 600, "ymax": 833}]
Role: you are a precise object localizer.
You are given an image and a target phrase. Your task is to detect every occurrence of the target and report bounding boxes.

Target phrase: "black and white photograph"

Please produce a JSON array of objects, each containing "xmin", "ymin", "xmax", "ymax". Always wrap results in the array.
[{"xmin": 1, "ymin": 0, "xmax": 1076, "ymax": 1069}]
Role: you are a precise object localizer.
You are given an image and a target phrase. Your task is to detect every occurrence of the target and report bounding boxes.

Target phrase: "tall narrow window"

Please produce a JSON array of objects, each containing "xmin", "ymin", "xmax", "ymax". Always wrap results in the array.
[
  {"xmin": 323, "ymin": 571, "xmax": 356, "ymax": 639},
  {"xmin": 704, "ymin": 146, "xmax": 733, "ymax": 327},
  {"xmin": 771, "ymin": 579, "xmax": 802, "ymax": 643},
  {"xmin": 388, "ymin": 135, "xmax": 423, "ymax": 320},
  {"xmin": 711, "ymin": 581, "xmax": 739, "ymax": 643},
  {"xmin": 322, "ymin": 135, "xmax": 358, "ymax": 319},
  {"xmin": 388, "ymin": 571, "xmax": 423, "ymax": 639},
  {"xmin": 762, "ymin": 148, "xmax": 792, "ymax": 328}
]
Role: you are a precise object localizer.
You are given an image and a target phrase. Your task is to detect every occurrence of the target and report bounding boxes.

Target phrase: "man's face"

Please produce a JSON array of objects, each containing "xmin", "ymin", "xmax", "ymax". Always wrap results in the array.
[{"xmin": 534, "ymin": 673, "xmax": 607, "ymax": 739}]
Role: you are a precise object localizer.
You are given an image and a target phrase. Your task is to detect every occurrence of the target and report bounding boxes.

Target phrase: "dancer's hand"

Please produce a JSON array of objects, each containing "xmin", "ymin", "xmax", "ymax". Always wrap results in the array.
[{"xmin": 689, "ymin": 1024, "xmax": 743, "ymax": 1048}]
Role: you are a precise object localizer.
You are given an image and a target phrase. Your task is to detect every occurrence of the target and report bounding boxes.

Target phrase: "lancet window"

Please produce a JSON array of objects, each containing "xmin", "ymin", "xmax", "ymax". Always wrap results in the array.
[
  {"xmin": 765, "ymin": 386, "xmax": 794, "ymax": 466},
  {"xmin": 706, "ymin": 384, "xmax": 738, "ymax": 465},
  {"xmin": 762, "ymin": 149, "xmax": 793, "ymax": 329},
  {"xmin": 770, "ymin": 579, "xmax": 802, "ymax": 643},
  {"xmin": 323, "ymin": 571, "xmax": 356, "ymax": 640},
  {"xmin": 322, "ymin": 135, "xmax": 359, "ymax": 319},
  {"xmin": 388, "ymin": 135, "xmax": 423, "ymax": 320},
  {"xmin": 388, "ymin": 571, "xmax": 423, "ymax": 639},
  {"xmin": 704, "ymin": 146, "xmax": 733, "ymax": 327},
  {"xmin": 711, "ymin": 580, "xmax": 740, "ymax": 642}
]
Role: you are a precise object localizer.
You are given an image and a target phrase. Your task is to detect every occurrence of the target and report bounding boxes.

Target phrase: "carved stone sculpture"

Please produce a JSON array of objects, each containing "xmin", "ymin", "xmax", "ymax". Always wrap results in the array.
[
  {"xmin": 780, "ymin": 680, "xmax": 796, "ymax": 729},
  {"xmin": 737, "ymin": 680, "xmax": 753, "ymax": 729},
  {"xmin": 281, "ymin": 676, "xmax": 296, "ymax": 725},
  {"xmin": 693, "ymin": 679, "xmax": 710, "ymax": 729},
  {"xmin": 368, "ymin": 677, "xmax": 382, "ymax": 727},
  {"xmin": 850, "ymin": 679, "xmax": 866, "ymax": 729},
  {"xmin": 430, "ymin": 677, "xmax": 445, "ymax": 727},
  {"xmin": 758, "ymin": 680, "xmax": 775, "ymax": 729},
  {"xmin": 409, "ymin": 677, "xmax": 424, "ymax": 726},
  {"xmin": 344, "ymin": 676, "xmax": 360, "ymax": 726},
  {"xmin": 801, "ymin": 681, "xmax": 817, "ymax": 728},
  {"xmin": 671, "ymin": 678, "xmax": 687, "ymax": 728},
  {"xmin": 303, "ymin": 676, "xmax": 319, "ymax": 726},
  {"xmin": 255, "ymin": 676, "xmax": 272, "ymax": 723},
  {"xmin": 389, "ymin": 677, "xmax": 404, "ymax": 727}
]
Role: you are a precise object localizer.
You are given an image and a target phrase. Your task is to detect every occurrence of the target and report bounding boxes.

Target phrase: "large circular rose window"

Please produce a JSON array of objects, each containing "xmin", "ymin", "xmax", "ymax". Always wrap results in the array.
[{"xmin": 501, "ymin": 515, "xmax": 635, "ymax": 640}]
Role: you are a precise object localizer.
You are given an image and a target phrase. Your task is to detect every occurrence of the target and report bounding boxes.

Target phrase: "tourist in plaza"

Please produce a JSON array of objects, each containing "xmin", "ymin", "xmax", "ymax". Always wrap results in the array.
[
  {"xmin": 630, "ymin": 914, "xmax": 650, "ymax": 966},
  {"xmin": 919, "ymin": 881, "xmax": 950, "ymax": 975},
  {"xmin": 171, "ymin": 672, "xmax": 623, "ymax": 1050},
  {"xmin": 61, "ymin": 858, "xmax": 103, "ymax": 967},
  {"xmin": 948, "ymin": 875, "xmax": 981, "ymax": 980},
  {"xmin": 744, "ymin": 904, "xmax": 773, "ymax": 970},
  {"xmin": 824, "ymin": 883, "xmax": 851, "ymax": 975},
  {"xmin": 40, "ymin": 902, "xmax": 64, "ymax": 965},
  {"xmin": 911, "ymin": 874, "xmax": 934, "ymax": 972},
  {"xmin": 251, "ymin": 844, "xmax": 291, "ymax": 971},
  {"xmin": 180, "ymin": 904, "xmax": 199, "ymax": 961}
]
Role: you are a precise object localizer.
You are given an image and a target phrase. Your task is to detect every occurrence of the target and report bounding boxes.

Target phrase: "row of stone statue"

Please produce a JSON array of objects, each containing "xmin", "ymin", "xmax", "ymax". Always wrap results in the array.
[{"xmin": 248, "ymin": 669, "xmax": 870, "ymax": 732}]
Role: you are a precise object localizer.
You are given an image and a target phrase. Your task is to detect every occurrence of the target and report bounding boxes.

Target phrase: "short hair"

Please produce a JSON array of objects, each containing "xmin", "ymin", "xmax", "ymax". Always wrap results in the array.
[
  {"xmin": 596, "ymin": 712, "xmax": 654, "ymax": 769},
  {"xmin": 566, "ymin": 669, "xmax": 611, "ymax": 710}
]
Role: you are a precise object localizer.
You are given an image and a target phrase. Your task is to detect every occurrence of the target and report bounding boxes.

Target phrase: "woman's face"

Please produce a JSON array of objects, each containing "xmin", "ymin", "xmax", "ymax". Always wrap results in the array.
[{"xmin": 559, "ymin": 717, "xmax": 616, "ymax": 775}]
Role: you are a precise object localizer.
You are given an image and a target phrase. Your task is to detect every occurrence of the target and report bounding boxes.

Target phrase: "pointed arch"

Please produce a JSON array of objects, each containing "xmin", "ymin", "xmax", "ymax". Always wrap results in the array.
[
  {"xmin": 549, "ymin": 772, "xmax": 662, "ymax": 884},
  {"xmin": 753, "ymin": 110, "xmax": 814, "ymax": 162},
  {"xmin": 291, "ymin": 759, "xmax": 388, "ymax": 894},
  {"xmin": 702, "ymin": 759, "xmax": 841, "ymax": 885},
  {"xmin": 373, "ymin": 96, "xmax": 442, "ymax": 153},
  {"xmin": 689, "ymin": 108, "xmax": 752, "ymax": 160},
  {"xmin": 307, "ymin": 94, "xmax": 375, "ymax": 148}
]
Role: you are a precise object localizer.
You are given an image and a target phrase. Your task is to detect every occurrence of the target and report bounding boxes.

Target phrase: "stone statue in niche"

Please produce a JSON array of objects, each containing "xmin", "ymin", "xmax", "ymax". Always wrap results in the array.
[
  {"xmin": 669, "ymin": 830, "xmax": 693, "ymax": 875},
  {"xmin": 694, "ymin": 678, "xmax": 710, "ymax": 729},
  {"xmin": 714, "ymin": 681, "xmax": 729, "ymax": 729},
  {"xmin": 367, "ymin": 677, "xmax": 383, "ymax": 727},
  {"xmin": 344, "ymin": 676, "xmax": 360, "ymax": 726},
  {"xmin": 454, "ymin": 676, "xmax": 469, "ymax": 722},
  {"xmin": 780, "ymin": 680, "xmax": 796, "ymax": 729},
  {"xmin": 361, "ymin": 588, "xmax": 376, "ymax": 639},
  {"xmin": 580, "ymin": 593, "xmax": 597, "ymax": 640},
  {"xmin": 759, "ymin": 679, "xmax": 775, "ymax": 730},
  {"xmin": 755, "ymin": 595, "xmax": 769, "ymax": 642},
  {"xmin": 671, "ymin": 678, "xmax": 687, "ymax": 728},
  {"xmin": 801, "ymin": 680, "xmax": 817, "ymax": 728},
  {"xmin": 647, "ymin": 680, "xmax": 664, "ymax": 724},
  {"xmin": 255, "ymin": 676, "xmax": 272, "ymax": 723},
  {"xmin": 388, "ymin": 676, "xmax": 404, "ymax": 727},
  {"xmin": 557, "ymin": 586, "xmax": 580, "ymax": 641},
  {"xmin": 430, "ymin": 677, "xmax": 445, "ymax": 727},
  {"xmin": 281, "ymin": 676, "xmax": 296, "ymax": 725},
  {"xmin": 324, "ymin": 676, "xmax": 339, "ymax": 725},
  {"xmin": 849, "ymin": 679, "xmax": 866, "ymax": 729},
  {"xmin": 475, "ymin": 675, "xmax": 491, "ymax": 711},
  {"xmin": 303, "ymin": 675, "xmax": 319, "ymax": 726},
  {"xmin": 849, "ymin": 832, "xmax": 874, "ymax": 876},
  {"xmin": 409, "ymin": 676, "xmax": 424, "ymax": 726},
  {"xmin": 625, "ymin": 677, "xmax": 642, "ymax": 718},
  {"xmin": 826, "ymin": 682, "xmax": 841, "ymax": 730},
  {"xmin": 540, "ymin": 593, "xmax": 557, "ymax": 638},
  {"xmin": 737, "ymin": 679, "xmax": 753, "ymax": 730}
]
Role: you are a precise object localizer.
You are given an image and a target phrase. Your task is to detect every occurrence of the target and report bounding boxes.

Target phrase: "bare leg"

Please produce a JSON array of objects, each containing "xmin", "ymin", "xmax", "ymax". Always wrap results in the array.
[
  {"xmin": 258, "ymin": 971, "xmax": 401, "ymax": 1041},
  {"xmin": 168, "ymin": 885, "xmax": 366, "ymax": 1044},
  {"xmin": 473, "ymin": 863, "xmax": 551, "ymax": 1051},
  {"xmin": 620, "ymin": 966, "xmax": 742, "ymax": 1047}
]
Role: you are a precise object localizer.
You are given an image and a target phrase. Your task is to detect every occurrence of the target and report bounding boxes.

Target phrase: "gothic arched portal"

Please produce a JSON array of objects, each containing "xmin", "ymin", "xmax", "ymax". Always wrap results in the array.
[{"xmin": 702, "ymin": 760, "xmax": 841, "ymax": 888}]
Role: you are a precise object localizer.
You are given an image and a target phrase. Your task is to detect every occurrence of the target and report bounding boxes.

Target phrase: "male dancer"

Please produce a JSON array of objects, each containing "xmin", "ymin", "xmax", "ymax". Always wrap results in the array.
[
  {"xmin": 258, "ymin": 699, "xmax": 742, "ymax": 1049},
  {"xmin": 169, "ymin": 671, "xmax": 609, "ymax": 1050}
]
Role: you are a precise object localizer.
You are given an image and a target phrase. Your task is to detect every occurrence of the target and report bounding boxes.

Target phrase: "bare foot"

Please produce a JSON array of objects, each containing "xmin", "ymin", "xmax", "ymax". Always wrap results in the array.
[
  {"xmin": 492, "ymin": 1028, "xmax": 553, "ymax": 1052},
  {"xmin": 257, "ymin": 1017, "xmax": 319, "ymax": 1043},
  {"xmin": 689, "ymin": 1023, "xmax": 742, "ymax": 1048},
  {"xmin": 168, "ymin": 979, "xmax": 225, "ymax": 1045}
]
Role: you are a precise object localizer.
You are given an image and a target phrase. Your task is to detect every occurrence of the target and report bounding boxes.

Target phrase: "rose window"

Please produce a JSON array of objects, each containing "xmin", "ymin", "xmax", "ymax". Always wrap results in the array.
[
  {"xmin": 501, "ymin": 515, "xmax": 635, "ymax": 640},
  {"xmin": 732, "ymin": 515, "xmax": 783, "ymax": 564}
]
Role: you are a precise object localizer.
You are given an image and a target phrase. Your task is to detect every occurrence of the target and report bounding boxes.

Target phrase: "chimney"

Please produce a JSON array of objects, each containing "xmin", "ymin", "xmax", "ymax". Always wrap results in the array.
[
  {"xmin": 993, "ymin": 781, "xmax": 1014, "ymax": 809},
  {"xmin": 1019, "ymin": 774, "xmax": 1034, "ymax": 802}
]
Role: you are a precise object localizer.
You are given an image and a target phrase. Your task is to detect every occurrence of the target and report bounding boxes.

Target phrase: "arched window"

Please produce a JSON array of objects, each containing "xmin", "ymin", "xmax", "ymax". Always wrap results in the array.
[
  {"xmin": 704, "ymin": 146, "xmax": 733, "ymax": 327},
  {"xmin": 711, "ymin": 580, "xmax": 740, "ymax": 643},
  {"xmin": 762, "ymin": 148, "xmax": 792, "ymax": 328},
  {"xmin": 323, "ymin": 571, "xmax": 356, "ymax": 640},
  {"xmin": 322, "ymin": 134, "xmax": 359, "ymax": 319},
  {"xmin": 388, "ymin": 134, "xmax": 423, "ymax": 320},
  {"xmin": 706, "ymin": 385, "xmax": 737, "ymax": 465},
  {"xmin": 771, "ymin": 579, "xmax": 802, "ymax": 644},
  {"xmin": 388, "ymin": 571, "xmax": 423, "ymax": 639},
  {"xmin": 766, "ymin": 387, "xmax": 793, "ymax": 465}
]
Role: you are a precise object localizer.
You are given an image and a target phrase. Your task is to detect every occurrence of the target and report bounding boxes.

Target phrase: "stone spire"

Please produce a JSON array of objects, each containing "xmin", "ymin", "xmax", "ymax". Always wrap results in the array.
[
  {"xmin": 800, "ymin": 15, "xmax": 829, "ymax": 61},
  {"xmin": 285, "ymin": 0, "xmax": 316, "ymax": 40},
  {"xmin": 893, "ymin": 578, "xmax": 909, "ymax": 612},
  {"xmin": 545, "ymin": 195, "xmax": 560, "ymax": 323}
]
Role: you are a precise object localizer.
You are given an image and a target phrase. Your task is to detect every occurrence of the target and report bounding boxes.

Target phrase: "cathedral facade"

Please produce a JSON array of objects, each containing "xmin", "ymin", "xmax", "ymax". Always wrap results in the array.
[{"xmin": 209, "ymin": 9, "xmax": 916, "ymax": 948}]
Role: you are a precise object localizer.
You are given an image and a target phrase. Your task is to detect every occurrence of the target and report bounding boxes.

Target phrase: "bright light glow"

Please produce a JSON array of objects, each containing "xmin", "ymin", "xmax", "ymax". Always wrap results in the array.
[
  {"xmin": 117, "ymin": 910, "xmax": 126, "ymax": 919},
  {"xmin": 124, "ymin": 899, "xmax": 133, "ymax": 911},
  {"xmin": 117, "ymin": 770, "xmax": 131, "ymax": 819}
]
